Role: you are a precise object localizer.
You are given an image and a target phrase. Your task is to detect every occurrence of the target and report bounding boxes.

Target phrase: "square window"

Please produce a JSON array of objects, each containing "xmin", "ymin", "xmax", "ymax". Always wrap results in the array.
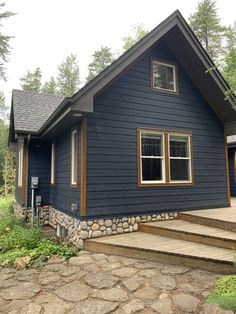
[
  {"xmin": 152, "ymin": 60, "xmax": 177, "ymax": 93},
  {"xmin": 138, "ymin": 129, "xmax": 193, "ymax": 186}
]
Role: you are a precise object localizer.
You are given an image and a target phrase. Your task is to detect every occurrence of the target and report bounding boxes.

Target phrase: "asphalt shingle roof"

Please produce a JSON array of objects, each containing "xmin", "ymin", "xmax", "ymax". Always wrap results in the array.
[{"xmin": 12, "ymin": 90, "xmax": 64, "ymax": 133}]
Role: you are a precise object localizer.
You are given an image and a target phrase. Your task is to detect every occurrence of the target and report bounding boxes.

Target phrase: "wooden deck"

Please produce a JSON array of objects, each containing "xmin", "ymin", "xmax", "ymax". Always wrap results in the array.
[{"xmin": 85, "ymin": 200, "xmax": 236, "ymax": 273}]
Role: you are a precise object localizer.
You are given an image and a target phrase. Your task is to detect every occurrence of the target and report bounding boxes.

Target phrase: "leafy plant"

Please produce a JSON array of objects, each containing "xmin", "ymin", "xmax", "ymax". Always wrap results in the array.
[
  {"xmin": 0, "ymin": 197, "xmax": 14, "ymax": 215},
  {"xmin": 207, "ymin": 275, "xmax": 236, "ymax": 311},
  {"xmin": 0, "ymin": 212, "xmax": 76, "ymax": 267}
]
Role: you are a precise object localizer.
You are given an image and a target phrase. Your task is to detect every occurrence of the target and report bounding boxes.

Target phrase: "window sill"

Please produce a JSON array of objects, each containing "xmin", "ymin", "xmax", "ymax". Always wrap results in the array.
[
  {"xmin": 150, "ymin": 86, "xmax": 179, "ymax": 95},
  {"xmin": 70, "ymin": 184, "xmax": 78, "ymax": 189},
  {"xmin": 138, "ymin": 182, "xmax": 194, "ymax": 187}
]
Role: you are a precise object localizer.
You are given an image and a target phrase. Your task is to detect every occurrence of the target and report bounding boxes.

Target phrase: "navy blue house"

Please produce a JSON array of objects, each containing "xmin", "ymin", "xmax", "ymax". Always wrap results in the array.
[{"xmin": 9, "ymin": 11, "xmax": 236, "ymax": 245}]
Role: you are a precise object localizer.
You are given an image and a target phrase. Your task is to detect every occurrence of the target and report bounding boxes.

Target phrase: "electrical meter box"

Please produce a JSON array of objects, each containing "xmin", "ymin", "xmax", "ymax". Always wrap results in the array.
[
  {"xmin": 35, "ymin": 195, "xmax": 42, "ymax": 206},
  {"xmin": 31, "ymin": 177, "xmax": 39, "ymax": 189}
]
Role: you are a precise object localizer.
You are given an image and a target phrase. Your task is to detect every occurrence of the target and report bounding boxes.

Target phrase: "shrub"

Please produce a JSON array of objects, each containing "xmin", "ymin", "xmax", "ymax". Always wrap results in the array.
[
  {"xmin": 0, "ymin": 197, "xmax": 14, "ymax": 216},
  {"xmin": 0, "ymin": 225, "xmax": 42, "ymax": 251},
  {"xmin": 207, "ymin": 275, "xmax": 236, "ymax": 311}
]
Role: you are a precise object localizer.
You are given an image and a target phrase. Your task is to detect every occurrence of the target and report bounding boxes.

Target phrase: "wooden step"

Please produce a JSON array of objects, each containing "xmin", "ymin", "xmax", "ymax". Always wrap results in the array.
[
  {"xmin": 179, "ymin": 207, "xmax": 236, "ymax": 232},
  {"xmin": 139, "ymin": 220, "xmax": 236, "ymax": 250},
  {"xmin": 85, "ymin": 232, "xmax": 236, "ymax": 274}
]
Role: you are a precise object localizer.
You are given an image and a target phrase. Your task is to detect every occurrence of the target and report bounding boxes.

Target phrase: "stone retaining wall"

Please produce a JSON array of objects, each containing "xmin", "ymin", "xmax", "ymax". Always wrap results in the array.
[{"xmin": 13, "ymin": 202, "xmax": 178, "ymax": 249}]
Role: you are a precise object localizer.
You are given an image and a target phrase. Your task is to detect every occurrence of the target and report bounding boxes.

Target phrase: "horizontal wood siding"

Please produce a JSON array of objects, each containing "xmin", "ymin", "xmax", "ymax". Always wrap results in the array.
[
  {"xmin": 228, "ymin": 147, "xmax": 236, "ymax": 197},
  {"xmin": 86, "ymin": 40, "xmax": 228, "ymax": 217},
  {"xmin": 50, "ymin": 124, "xmax": 81, "ymax": 214},
  {"xmin": 27, "ymin": 141, "xmax": 51, "ymax": 206}
]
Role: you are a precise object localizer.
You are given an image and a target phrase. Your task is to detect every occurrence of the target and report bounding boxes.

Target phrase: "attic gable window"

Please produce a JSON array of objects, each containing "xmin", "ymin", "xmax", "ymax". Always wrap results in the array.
[{"xmin": 151, "ymin": 59, "xmax": 178, "ymax": 94}]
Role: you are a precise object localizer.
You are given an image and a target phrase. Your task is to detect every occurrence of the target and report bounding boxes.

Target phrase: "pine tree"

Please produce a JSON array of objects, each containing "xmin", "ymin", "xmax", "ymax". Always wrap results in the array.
[
  {"xmin": 20, "ymin": 67, "xmax": 42, "ymax": 92},
  {"xmin": 0, "ymin": 118, "xmax": 7, "ymax": 192},
  {"xmin": 122, "ymin": 23, "xmax": 148, "ymax": 52},
  {"xmin": 42, "ymin": 76, "xmax": 58, "ymax": 96},
  {"xmin": 189, "ymin": 0, "xmax": 226, "ymax": 64},
  {"xmin": 0, "ymin": 2, "xmax": 14, "ymax": 80},
  {"xmin": 0, "ymin": 91, "xmax": 8, "ymax": 122},
  {"xmin": 223, "ymin": 23, "xmax": 236, "ymax": 93},
  {"xmin": 2, "ymin": 148, "xmax": 15, "ymax": 196},
  {"xmin": 57, "ymin": 54, "xmax": 80, "ymax": 97},
  {"xmin": 86, "ymin": 46, "xmax": 115, "ymax": 82}
]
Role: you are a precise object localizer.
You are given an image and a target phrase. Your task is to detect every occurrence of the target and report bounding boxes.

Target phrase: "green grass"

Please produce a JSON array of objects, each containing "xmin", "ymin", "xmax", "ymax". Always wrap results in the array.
[
  {"xmin": 207, "ymin": 275, "xmax": 236, "ymax": 311},
  {"xmin": 0, "ymin": 197, "xmax": 14, "ymax": 215}
]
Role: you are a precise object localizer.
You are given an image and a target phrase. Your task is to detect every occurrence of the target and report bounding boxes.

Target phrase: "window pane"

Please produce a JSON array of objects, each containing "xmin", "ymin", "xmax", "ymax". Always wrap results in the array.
[
  {"xmin": 142, "ymin": 158, "xmax": 162, "ymax": 181},
  {"xmin": 169, "ymin": 136, "xmax": 189, "ymax": 158},
  {"xmin": 141, "ymin": 133, "xmax": 163, "ymax": 156},
  {"xmin": 153, "ymin": 62, "xmax": 175, "ymax": 91},
  {"xmin": 170, "ymin": 159, "xmax": 189, "ymax": 181}
]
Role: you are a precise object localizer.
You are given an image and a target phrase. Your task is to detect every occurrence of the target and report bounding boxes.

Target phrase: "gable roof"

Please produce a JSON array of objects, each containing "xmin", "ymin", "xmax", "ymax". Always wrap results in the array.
[
  {"xmin": 10, "ymin": 10, "xmax": 236, "ymax": 142},
  {"xmin": 12, "ymin": 90, "xmax": 64, "ymax": 133}
]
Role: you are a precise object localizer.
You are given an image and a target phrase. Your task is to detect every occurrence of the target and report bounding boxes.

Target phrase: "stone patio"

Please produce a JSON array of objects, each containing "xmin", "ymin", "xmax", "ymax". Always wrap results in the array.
[{"xmin": 0, "ymin": 251, "xmax": 233, "ymax": 314}]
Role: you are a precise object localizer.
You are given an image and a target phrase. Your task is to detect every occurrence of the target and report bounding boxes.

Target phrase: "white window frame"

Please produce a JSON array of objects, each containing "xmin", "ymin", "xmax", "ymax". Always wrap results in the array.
[
  {"xmin": 152, "ymin": 60, "xmax": 177, "ymax": 93},
  {"xmin": 71, "ymin": 129, "xmax": 78, "ymax": 186},
  {"xmin": 18, "ymin": 146, "xmax": 23, "ymax": 187},
  {"xmin": 168, "ymin": 133, "xmax": 192, "ymax": 184},
  {"xmin": 50, "ymin": 143, "xmax": 55, "ymax": 184},
  {"xmin": 140, "ymin": 131, "xmax": 165, "ymax": 184}
]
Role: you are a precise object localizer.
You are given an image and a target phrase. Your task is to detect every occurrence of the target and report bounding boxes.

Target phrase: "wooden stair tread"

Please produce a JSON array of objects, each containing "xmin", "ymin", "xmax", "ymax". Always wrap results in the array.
[
  {"xmin": 142, "ymin": 220, "xmax": 236, "ymax": 241},
  {"xmin": 180, "ymin": 207, "xmax": 236, "ymax": 223},
  {"xmin": 86, "ymin": 232, "xmax": 234, "ymax": 263}
]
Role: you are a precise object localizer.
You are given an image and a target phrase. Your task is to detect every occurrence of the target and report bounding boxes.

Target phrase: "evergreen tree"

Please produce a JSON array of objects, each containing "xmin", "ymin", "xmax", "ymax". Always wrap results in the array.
[
  {"xmin": 0, "ymin": 118, "xmax": 7, "ymax": 191},
  {"xmin": 122, "ymin": 23, "xmax": 148, "ymax": 52},
  {"xmin": 57, "ymin": 54, "xmax": 80, "ymax": 97},
  {"xmin": 42, "ymin": 76, "xmax": 58, "ymax": 96},
  {"xmin": 0, "ymin": 91, "xmax": 8, "ymax": 122},
  {"xmin": 20, "ymin": 67, "xmax": 42, "ymax": 92},
  {"xmin": 2, "ymin": 148, "xmax": 15, "ymax": 196},
  {"xmin": 189, "ymin": 0, "xmax": 226, "ymax": 64},
  {"xmin": 223, "ymin": 23, "xmax": 236, "ymax": 93},
  {"xmin": 86, "ymin": 46, "xmax": 115, "ymax": 82},
  {"xmin": 0, "ymin": 2, "xmax": 14, "ymax": 80}
]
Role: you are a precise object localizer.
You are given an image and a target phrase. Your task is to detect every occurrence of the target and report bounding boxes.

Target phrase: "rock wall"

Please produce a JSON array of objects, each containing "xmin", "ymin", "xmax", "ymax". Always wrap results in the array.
[{"xmin": 13, "ymin": 202, "xmax": 178, "ymax": 249}]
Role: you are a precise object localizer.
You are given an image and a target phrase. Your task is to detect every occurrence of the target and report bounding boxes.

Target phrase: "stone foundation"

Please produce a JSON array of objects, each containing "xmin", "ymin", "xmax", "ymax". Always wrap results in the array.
[{"xmin": 13, "ymin": 202, "xmax": 178, "ymax": 249}]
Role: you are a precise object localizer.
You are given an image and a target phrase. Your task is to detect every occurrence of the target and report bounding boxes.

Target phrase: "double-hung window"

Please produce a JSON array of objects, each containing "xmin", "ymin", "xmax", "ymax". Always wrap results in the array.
[
  {"xmin": 138, "ymin": 129, "xmax": 193, "ymax": 186},
  {"xmin": 140, "ymin": 132, "xmax": 165, "ymax": 183},
  {"xmin": 18, "ymin": 146, "xmax": 23, "ymax": 187},
  {"xmin": 169, "ymin": 135, "xmax": 191, "ymax": 182},
  {"xmin": 71, "ymin": 129, "xmax": 78, "ymax": 187},
  {"xmin": 151, "ymin": 59, "xmax": 178, "ymax": 94}
]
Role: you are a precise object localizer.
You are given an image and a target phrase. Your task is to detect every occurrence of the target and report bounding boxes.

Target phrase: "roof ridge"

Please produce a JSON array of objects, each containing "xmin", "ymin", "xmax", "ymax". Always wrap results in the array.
[{"xmin": 12, "ymin": 89, "xmax": 64, "ymax": 99}]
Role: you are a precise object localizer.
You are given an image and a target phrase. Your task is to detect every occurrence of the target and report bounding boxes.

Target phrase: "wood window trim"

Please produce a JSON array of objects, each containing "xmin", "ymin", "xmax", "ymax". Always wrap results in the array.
[
  {"xmin": 50, "ymin": 142, "xmax": 55, "ymax": 186},
  {"xmin": 80, "ymin": 117, "xmax": 87, "ymax": 216},
  {"xmin": 137, "ymin": 128, "xmax": 194, "ymax": 187},
  {"xmin": 70, "ymin": 128, "xmax": 78, "ymax": 188},
  {"xmin": 150, "ymin": 58, "xmax": 179, "ymax": 95},
  {"xmin": 21, "ymin": 143, "xmax": 28, "ymax": 205}
]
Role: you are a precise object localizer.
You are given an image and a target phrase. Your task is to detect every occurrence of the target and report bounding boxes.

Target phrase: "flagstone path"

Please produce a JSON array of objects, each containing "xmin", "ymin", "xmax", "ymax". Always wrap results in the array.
[{"xmin": 0, "ymin": 251, "xmax": 233, "ymax": 314}]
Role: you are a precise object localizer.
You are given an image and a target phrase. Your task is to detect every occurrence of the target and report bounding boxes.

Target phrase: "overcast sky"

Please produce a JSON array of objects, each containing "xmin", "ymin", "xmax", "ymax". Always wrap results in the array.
[{"xmin": 2, "ymin": 0, "xmax": 236, "ymax": 105}]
